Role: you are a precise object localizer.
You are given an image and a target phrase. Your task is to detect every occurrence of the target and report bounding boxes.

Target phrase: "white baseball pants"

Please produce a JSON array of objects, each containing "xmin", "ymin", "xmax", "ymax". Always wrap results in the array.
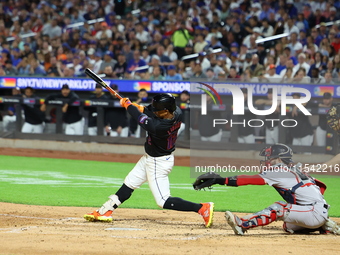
[
  {"xmin": 65, "ymin": 118, "xmax": 84, "ymax": 135},
  {"xmin": 21, "ymin": 122, "xmax": 44, "ymax": 133},
  {"xmin": 266, "ymin": 126, "xmax": 279, "ymax": 144},
  {"xmin": 124, "ymin": 154, "xmax": 174, "ymax": 208},
  {"xmin": 109, "ymin": 127, "xmax": 129, "ymax": 137},
  {"xmin": 87, "ymin": 126, "xmax": 97, "ymax": 136},
  {"xmin": 315, "ymin": 126, "xmax": 326, "ymax": 147},
  {"xmin": 237, "ymin": 134, "xmax": 255, "ymax": 144},
  {"xmin": 2, "ymin": 115, "xmax": 16, "ymax": 131},
  {"xmin": 201, "ymin": 129, "xmax": 222, "ymax": 142},
  {"xmin": 284, "ymin": 202, "xmax": 328, "ymax": 230},
  {"xmin": 292, "ymin": 134, "xmax": 314, "ymax": 146}
]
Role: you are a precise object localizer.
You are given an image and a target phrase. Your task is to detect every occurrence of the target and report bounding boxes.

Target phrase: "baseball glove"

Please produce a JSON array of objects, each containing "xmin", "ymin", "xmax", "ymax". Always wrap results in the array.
[
  {"xmin": 327, "ymin": 104, "xmax": 340, "ymax": 135},
  {"xmin": 193, "ymin": 172, "xmax": 225, "ymax": 190}
]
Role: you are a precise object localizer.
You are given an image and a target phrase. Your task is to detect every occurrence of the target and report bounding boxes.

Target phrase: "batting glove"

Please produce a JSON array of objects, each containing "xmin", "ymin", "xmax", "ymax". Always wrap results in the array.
[{"xmin": 120, "ymin": 98, "xmax": 132, "ymax": 109}]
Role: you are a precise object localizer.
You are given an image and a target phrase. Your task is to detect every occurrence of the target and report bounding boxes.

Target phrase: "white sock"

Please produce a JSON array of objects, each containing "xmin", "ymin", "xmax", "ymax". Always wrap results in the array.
[{"xmin": 98, "ymin": 194, "xmax": 122, "ymax": 215}]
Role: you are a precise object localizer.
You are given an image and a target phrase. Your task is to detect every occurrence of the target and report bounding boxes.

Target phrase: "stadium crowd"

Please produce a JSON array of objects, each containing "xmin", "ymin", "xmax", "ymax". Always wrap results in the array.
[{"xmin": 0, "ymin": 0, "xmax": 340, "ymax": 83}]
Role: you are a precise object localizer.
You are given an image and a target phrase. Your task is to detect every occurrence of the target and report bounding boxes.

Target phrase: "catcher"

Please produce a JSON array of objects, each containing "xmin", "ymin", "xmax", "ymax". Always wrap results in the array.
[{"xmin": 193, "ymin": 143, "xmax": 340, "ymax": 235}]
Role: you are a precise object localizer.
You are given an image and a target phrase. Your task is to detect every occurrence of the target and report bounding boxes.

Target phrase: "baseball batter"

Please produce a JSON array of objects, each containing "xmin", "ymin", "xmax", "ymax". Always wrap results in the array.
[
  {"xmin": 84, "ymin": 93, "xmax": 214, "ymax": 227},
  {"xmin": 193, "ymin": 144, "xmax": 340, "ymax": 235}
]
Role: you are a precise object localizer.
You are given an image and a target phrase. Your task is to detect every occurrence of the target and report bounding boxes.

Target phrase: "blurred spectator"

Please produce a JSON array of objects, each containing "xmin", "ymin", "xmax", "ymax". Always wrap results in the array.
[
  {"xmin": 150, "ymin": 66, "xmax": 165, "ymax": 80},
  {"xmin": 1, "ymin": 87, "xmax": 21, "ymax": 132},
  {"xmin": 135, "ymin": 22, "xmax": 151, "ymax": 45},
  {"xmin": 206, "ymin": 67, "xmax": 217, "ymax": 81},
  {"xmin": 281, "ymin": 67, "xmax": 294, "ymax": 83},
  {"xmin": 93, "ymin": 52, "xmax": 103, "ymax": 74},
  {"xmin": 99, "ymin": 51, "xmax": 117, "ymax": 74},
  {"xmin": 69, "ymin": 57, "xmax": 83, "ymax": 76},
  {"xmin": 165, "ymin": 65, "xmax": 183, "ymax": 80},
  {"xmin": 260, "ymin": 19, "xmax": 274, "ymax": 37},
  {"xmin": 63, "ymin": 67, "xmax": 76, "ymax": 78},
  {"xmin": 17, "ymin": 58, "xmax": 29, "ymax": 75},
  {"xmin": 284, "ymin": 18, "xmax": 300, "ymax": 35},
  {"xmin": 264, "ymin": 64, "xmax": 281, "ymax": 82},
  {"xmin": 4, "ymin": 60, "xmax": 17, "ymax": 75},
  {"xmin": 24, "ymin": 58, "xmax": 46, "ymax": 76},
  {"xmin": 46, "ymin": 57, "xmax": 62, "ymax": 77},
  {"xmin": 227, "ymin": 66, "xmax": 241, "ymax": 80},
  {"xmin": 113, "ymin": 54, "xmax": 127, "ymax": 78},
  {"xmin": 42, "ymin": 18, "xmax": 62, "ymax": 40},
  {"xmin": 103, "ymin": 66, "xmax": 115, "ymax": 78},
  {"xmin": 21, "ymin": 86, "xmax": 45, "ymax": 134},
  {"xmin": 242, "ymin": 53, "xmax": 253, "ymax": 72},
  {"xmin": 249, "ymin": 54, "xmax": 265, "ymax": 77},
  {"xmin": 87, "ymin": 84, "xmax": 109, "ymax": 136},
  {"xmin": 279, "ymin": 58, "xmax": 295, "ymax": 77},
  {"xmin": 41, "ymin": 84, "xmax": 84, "ymax": 135},
  {"xmin": 310, "ymin": 68, "xmax": 325, "ymax": 83},
  {"xmin": 316, "ymin": 92, "xmax": 333, "ymax": 146},
  {"xmin": 154, "ymin": 45, "xmax": 173, "ymax": 68},
  {"xmin": 293, "ymin": 53, "xmax": 310, "ymax": 76},
  {"xmin": 126, "ymin": 50, "xmax": 147, "ymax": 76},
  {"xmin": 172, "ymin": 22, "xmax": 193, "ymax": 59},
  {"xmin": 259, "ymin": 3, "xmax": 275, "ymax": 20},
  {"xmin": 324, "ymin": 71, "xmax": 335, "ymax": 84},
  {"xmin": 141, "ymin": 49, "xmax": 151, "ymax": 64},
  {"xmin": 242, "ymin": 67, "xmax": 259, "ymax": 82},
  {"xmin": 192, "ymin": 62, "xmax": 207, "ymax": 79},
  {"xmin": 11, "ymin": 48, "xmax": 22, "ymax": 67},
  {"xmin": 105, "ymin": 84, "xmax": 128, "ymax": 137},
  {"xmin": 287, "ymin": 32, "xmax": 303, "ymax": 57},
  {"xmin": 164, "ymin": 44, "xmax": 178, "ymax": 62},
  {"xmin": 293, "ymin": 68, "xmax": 311, "ymax": 83},
  {"xmin": 276, "ymin": 54, "xmax": 287, "ymax": 75},
  {"xmin": 331, "ymin": 33, "xmax": 340, "ymax": 54},
  {"xmin": 194, "ymin": 34, "xmax": 208, "ymax": 53},
  {"xmin": 242, "ymin": 27, "xmax": 263, "ymax": 48},
  {"xmin": 95, "ymin": 22, "xmax": 112, "ymax": 40}
]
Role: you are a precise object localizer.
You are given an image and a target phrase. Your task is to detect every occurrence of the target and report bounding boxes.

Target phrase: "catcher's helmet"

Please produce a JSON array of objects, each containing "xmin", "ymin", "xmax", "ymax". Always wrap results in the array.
[
  {"xmin": 259, "ymin": 143, "xmax": 293, "ymax": 165},
  {"xmin": 152, "ymin": 93, "xmax": 176, "ymax": 113}
]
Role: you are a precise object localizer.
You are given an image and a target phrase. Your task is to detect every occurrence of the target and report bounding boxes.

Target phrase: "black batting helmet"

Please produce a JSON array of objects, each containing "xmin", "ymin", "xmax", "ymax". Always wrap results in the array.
[
  {"xmin": 152, "ymin": 93, "xmax": 176, "ymax": 113},
  {"xmin": 259, "ymin": 143, "xmax": 293, "ymax": 165}
]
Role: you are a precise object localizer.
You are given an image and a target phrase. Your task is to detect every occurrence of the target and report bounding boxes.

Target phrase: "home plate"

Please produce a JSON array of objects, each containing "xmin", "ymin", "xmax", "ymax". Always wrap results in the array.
[{"xmin": 105, "ymin": 227, "xmax": 144, "ymax": 231}]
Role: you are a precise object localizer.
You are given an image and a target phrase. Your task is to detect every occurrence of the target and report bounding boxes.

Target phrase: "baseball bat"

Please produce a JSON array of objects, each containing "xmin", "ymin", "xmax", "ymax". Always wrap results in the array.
[{"xmin": 85, "ymin": 68, "xmax": 123, "ymax": 99}]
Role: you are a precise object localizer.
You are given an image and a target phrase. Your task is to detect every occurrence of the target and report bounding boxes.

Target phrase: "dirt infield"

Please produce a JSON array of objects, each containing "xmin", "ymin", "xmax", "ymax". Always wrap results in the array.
[
  {"xmin": 0, "ymin": 148, "xmax": 339, "ymax": 255},
  {"xmin": 0, "ymin": 203, "xmax": 339, "ymax": 255}
]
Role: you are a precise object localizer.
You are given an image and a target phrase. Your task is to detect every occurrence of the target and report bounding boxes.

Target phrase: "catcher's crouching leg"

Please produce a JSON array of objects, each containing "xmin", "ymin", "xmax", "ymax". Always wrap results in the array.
[{"xmin": 227, "ymin": 201, "xmax": 289, "ymax": 235}]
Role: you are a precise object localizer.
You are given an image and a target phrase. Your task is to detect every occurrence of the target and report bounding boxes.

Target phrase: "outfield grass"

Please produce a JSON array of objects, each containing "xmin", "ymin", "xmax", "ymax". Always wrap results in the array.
[{"xmin": 0, "ymin": 155, "xmax": 339, "ymax": 216}]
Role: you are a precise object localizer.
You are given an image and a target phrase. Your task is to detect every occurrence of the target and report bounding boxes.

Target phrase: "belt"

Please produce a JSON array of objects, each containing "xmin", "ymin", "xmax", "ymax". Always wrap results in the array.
[{"xmin": 296, "ymin": 203, "xmax": 329, "ymax": 210}]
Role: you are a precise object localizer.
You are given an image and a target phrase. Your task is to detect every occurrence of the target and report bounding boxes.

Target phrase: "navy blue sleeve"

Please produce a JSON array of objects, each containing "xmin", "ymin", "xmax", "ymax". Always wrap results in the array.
[{"xmin": 127, "ymin": 104, "xmax": 156, "ymax": 133}]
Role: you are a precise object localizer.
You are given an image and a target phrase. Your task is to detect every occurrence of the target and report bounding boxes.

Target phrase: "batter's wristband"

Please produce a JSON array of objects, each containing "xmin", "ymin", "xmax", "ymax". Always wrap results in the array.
[
  {"xmin": 123, "ymin": 100, "xmax": 132, "ymax": 109},
  {"xmin": 226, "ymin": 176, "xmax": 238, "ymax": 187}
]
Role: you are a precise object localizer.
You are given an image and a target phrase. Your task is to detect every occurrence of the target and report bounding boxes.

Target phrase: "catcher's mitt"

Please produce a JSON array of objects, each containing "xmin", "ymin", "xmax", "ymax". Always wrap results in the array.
[
  {"xmin": 327, "ymin": 104, "xmax": 340, "ymax": 135},
  {"xmin": 193, "ymin": 172, "xmax": 224, "ymax": 190}
]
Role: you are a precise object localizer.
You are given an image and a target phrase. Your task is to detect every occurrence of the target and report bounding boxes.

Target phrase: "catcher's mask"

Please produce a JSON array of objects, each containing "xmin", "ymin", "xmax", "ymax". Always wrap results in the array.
[{"xmin": 259, "ymin": 143, "xmax": 293, "ymax": 168}]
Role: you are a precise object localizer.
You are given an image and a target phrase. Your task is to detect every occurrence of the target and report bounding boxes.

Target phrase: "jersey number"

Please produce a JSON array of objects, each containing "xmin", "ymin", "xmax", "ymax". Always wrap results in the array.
[{"xmin": 167, "ymin": 132, "xmax": 178, "ymax": 150}]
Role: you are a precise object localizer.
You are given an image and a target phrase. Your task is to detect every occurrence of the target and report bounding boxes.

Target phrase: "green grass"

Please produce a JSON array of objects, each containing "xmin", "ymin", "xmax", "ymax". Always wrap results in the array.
[{"xmin": 0, "ymin": 155, "xmax": 339, "ymax": 216}]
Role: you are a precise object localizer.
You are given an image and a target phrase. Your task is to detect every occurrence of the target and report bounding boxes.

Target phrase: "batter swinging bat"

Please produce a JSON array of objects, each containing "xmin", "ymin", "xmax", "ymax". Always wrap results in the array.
[{"xmin": 85, "ymin": 68, "xmax": 122, "ymax": 99}]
